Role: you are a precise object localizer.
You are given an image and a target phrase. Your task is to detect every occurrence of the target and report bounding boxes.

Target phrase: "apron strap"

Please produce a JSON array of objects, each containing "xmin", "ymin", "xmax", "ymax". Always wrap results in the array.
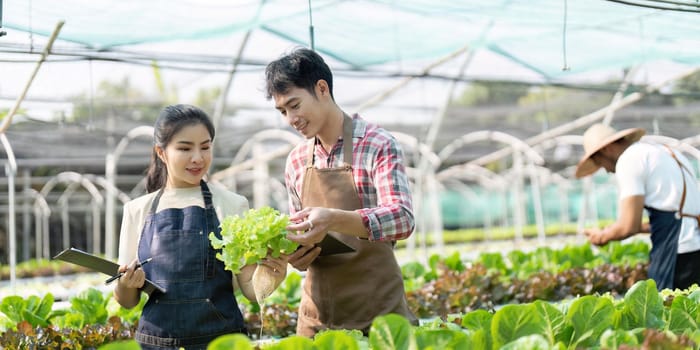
[
  {"xmin": 342, "ymin": 113, "xmax": 353, "ymax": 167},
  {"xmin": 200, "ymin": 180, "xmax": 214, "ymax": 209},
  {"xmin": 663, "ymin": 144, "xmax": 700, "ymax": 226},
  {"xmin": 150, "ymin": 188, "xmax": 164, "ymax": 215},
  {"xmin": 305, "ymin": 138, "xmax": 316, "ymax": 168},
  {"xmin": 305, "ymin": 113, "xmax": 355, "ymax": 168}
]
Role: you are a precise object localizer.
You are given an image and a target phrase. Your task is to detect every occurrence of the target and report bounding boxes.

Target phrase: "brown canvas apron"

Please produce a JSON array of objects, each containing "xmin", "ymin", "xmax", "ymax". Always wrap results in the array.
[{"xmin": 297, "ymin": 114, "xmax": 417, "ymax": 337}]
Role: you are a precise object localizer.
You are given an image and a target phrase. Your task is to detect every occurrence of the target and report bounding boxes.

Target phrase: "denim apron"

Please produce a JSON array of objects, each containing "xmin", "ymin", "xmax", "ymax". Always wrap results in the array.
[
  {"xmin": 297, "ymin": 115, "xmax": 417, "ymax": 336},
  {"xmin": 645, "ymin": 206, "xmax": 681, "ymax": 291},
  {"xmin": 135, "ymin": 180, "xmax": 245, "ymax": 349}
]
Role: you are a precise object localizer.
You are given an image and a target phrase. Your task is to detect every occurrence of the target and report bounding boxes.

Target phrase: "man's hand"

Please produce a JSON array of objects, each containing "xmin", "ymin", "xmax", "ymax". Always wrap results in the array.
[
  {"xmin": 584, "ymin": 227, "xmax": 610, "ymax": 246},
  {"xmin": 287, "ymin": 244, "xmax": 321, "ymax": 271},
  {"xmin": 286, "ymin": 207, "xmax": 330, "ymax": 246}
]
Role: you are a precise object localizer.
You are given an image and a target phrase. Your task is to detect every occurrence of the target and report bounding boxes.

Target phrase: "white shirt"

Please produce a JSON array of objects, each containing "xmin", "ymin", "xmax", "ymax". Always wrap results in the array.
[
  {"xmin": 117, "ymin": 182, "xmax": 249, "ymax": 265},
  {"xmin": 616, "ymin": 142, "xmax": 700, "ymax": 253}
]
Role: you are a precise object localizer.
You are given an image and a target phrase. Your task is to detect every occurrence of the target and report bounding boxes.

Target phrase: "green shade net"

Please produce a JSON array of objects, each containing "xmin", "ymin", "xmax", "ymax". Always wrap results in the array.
[{"xmin": 3, "ymin": 0, "xmax": 700, "ymax": 79}]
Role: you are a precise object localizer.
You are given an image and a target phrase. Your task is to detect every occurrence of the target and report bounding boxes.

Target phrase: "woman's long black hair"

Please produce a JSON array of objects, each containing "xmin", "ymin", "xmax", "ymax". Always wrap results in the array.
[{"xmin": 145, "ymin": 104, "xmax": 215, "ymax": 193}]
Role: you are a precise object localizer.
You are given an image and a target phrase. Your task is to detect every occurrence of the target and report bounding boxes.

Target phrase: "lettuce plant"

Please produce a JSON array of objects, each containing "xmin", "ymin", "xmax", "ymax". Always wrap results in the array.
[{"xmin": 210, "ymin": 206, "xmax": 298, "ymax": 273}]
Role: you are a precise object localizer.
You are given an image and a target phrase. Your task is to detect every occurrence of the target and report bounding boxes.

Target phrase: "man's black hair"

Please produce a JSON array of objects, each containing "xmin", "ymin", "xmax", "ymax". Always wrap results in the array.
[{"xmin": 264, "ymin": 47, "xmax": 334, "ymax": 100}]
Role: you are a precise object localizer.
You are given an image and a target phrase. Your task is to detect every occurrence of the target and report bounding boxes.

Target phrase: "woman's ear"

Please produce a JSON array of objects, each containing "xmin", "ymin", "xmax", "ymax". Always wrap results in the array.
[{"xmin": 155, "ymin": 145, "xmax": 166, "ymax": 163}]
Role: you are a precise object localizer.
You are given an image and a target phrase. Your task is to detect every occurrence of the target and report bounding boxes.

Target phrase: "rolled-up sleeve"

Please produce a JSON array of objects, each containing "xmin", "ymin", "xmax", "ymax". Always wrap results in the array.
[
  {"xmin": 357, "ymin": 136, "xmax": 415, "ymax": 241},
  {"xmin": 285, "ymin": 148, "xmax": 305, "ymax": 215}
]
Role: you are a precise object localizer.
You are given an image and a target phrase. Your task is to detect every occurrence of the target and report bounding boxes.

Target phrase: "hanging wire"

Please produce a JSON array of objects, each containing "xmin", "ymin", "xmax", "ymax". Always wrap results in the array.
[
  {"xmin": 390, "ymin": 0, "xmax": 402, "ymax": 72},
  {"xmin": 541, "ymin": 86, "xmax": 550, "ymax": 132},
  {"xmin": 604, "ymin": 0, "xmax": 700, "ymax": 12},
  {"xmin": 561, "ymin": 0, "xmax": 570, "ymax": 71},
  {"xmin": 87, "ymin": 59, "xmax": 94, "ymax": 131},
  {"xmin": 28, "ymin": 0, "xmax": 34, "ymax": 52},
  {"xmin": 308, "ymin": 0, "xmax": 315, "ymax": 50},
  {"xmin": 0, "ymin": 2, "xmax": 6, "ymax": 37}
]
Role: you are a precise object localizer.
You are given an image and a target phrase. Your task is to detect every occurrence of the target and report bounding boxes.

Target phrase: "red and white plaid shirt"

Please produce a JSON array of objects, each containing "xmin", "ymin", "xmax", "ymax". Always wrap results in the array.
[{"xmin": 284, "ymin": 114, "xmax": 415, "ymax": 241}]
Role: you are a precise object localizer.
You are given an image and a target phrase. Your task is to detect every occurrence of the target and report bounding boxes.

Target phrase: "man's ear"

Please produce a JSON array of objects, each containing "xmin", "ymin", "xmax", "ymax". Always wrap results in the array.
[{"xmin": 316, "ymin": 79, "xmax": 330, "ymax": 97}]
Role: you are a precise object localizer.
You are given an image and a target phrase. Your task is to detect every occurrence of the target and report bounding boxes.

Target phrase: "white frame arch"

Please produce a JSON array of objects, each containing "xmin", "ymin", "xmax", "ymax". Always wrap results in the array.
[
  {"xmin": 531, "ymin": 135, "xmax": 585, "ymax": 238},
  {"xmin": 437, "ymin": 163, "xmax": 509, "ymax": 239},
  {"xmin": 212, "ymin": 129, "xmax": 301, "ymax": 208},
  {"xmin": 39, "ymin": 171, "xmax": 105, "ymax": 255},
  {"xmin": 105, "ymin": 125, "xmax": 154, "ymax": 258},
  {"xmin": 390, "ymin": 131, "xmax": 444, "ymax": 256},
  {"xmin": 23, "ymin": 188, "xmax": 51, "ymax": 259},
  {"xmin": 437, "ymin": 130, "xmax": 545, "ymax": 242},
  {"xmin": 1, "ymin": 133, "xmax": 19, "ymax": 289},
  {"xmin": 642, "ymin": 135, "xmax": 700, "ymax": 175},
  {"xmin": 211, "ymin": 170, "xmax": 289, "ymax": 213}
]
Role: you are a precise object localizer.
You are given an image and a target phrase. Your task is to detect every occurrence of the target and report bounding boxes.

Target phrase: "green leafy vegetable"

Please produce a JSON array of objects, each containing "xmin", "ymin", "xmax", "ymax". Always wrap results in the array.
[
  {"xmin": 369, "ymin": 313, "xmax": 417, "ymax": 350},
  {"xmin": 0, "ymin": 294, "xmax": 58, "ymax": 328},
  {"xmin": 210, "ymin": 207, "xmax": 298, "ymax": 273}
]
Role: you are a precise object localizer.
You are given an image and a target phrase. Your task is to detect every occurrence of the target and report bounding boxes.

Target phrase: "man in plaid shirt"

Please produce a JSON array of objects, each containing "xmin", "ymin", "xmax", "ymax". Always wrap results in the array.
[{"xmin": 265, "ymin": 47, "xmax": 418, "ymax": 336}]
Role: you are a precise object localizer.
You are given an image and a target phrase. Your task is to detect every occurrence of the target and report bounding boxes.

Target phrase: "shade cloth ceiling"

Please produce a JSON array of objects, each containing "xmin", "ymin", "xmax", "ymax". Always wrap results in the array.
[{"xmin": 3, "ymin": 0, "xmax": 700, "ymax": 83}]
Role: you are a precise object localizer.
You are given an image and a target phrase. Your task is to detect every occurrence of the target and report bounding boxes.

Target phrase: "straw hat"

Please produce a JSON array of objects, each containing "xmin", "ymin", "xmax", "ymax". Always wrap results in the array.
[{"xmin": 575, "ymin": 123, "xmax": 645, "ymax": 178}]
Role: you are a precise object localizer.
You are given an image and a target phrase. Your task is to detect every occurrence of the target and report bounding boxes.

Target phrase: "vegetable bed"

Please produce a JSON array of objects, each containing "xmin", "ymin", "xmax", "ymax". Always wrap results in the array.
[{"xmin": 4, "ymin": 241, "xmax": 694, "ymax": 349}]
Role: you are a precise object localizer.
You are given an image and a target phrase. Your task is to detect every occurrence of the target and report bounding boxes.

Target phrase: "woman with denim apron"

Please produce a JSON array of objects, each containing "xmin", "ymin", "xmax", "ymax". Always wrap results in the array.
[{"xmin": 114, "ymin": 104, "xmax": 288, "ymax": 349}]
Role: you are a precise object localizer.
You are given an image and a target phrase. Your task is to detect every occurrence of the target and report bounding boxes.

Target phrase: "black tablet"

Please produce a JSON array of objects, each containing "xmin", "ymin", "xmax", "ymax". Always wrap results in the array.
[
  {"xmin": 53, "ymin": 247, "xmax": 166, "ymax": 294},
  {"xmin": 316, "ymin": 233, "xmax": 356, "ymax": 256}
]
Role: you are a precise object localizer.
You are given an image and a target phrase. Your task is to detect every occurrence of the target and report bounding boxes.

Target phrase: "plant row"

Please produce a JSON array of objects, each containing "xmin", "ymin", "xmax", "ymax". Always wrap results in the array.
[
  {"xmin": 317, "ymin": 279, "xmax": 700, "ymax": 349},
  {"xmin": 72, "ymin": 280, "xmax": 700, "ymax": 349},
  {"xmin": 0, "ymin": 241, "xmax": 655, "ymax": 347}
]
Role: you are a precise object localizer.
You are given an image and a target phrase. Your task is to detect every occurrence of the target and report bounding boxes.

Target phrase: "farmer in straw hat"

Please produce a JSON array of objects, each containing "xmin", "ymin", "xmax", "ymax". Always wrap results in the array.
[{"xmin": 577, "ymin": 123, "xmax": 700, "ymax": 290}]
